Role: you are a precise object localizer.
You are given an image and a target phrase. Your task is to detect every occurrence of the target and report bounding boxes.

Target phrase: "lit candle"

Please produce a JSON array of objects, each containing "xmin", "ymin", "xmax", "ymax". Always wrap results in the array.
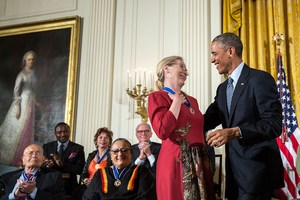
[
  {"xmin": 139, "ymin": 68, "xmax": 141, "ymax": 84},
  {"xmin": 152, "ymin": 72, "xmax": 155, "ymax": 88},
  {"xmin": 127, "ymin": 70, "xmax": 130, "ymax": 89},
  {"xmin": 134, "ymin": 69, "xmax": 137, "ymax": 86},
  {"xmin": 150, "ymin": 71, "xmax": 154, "ymax": 88},
  {"xmin": 149, "ymin": 71, "xmax": 152, "ymax": 88},
  {"xmin": 143, "ymin": 69, "xmax": 146, "ymax": 87},
  {"xmin": 129, "ymin": 73, "xmax": 132, "ymax": 89}
]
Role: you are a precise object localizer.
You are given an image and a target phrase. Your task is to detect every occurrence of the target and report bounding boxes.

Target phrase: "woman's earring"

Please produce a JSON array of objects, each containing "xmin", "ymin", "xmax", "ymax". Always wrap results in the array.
[{"xmin": 166, "ymin": 73, "xmax": 172, "ymax": 79}]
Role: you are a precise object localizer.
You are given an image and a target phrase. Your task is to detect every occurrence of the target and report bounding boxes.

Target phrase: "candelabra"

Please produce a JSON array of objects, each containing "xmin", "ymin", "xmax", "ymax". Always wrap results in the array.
[{"xmin": 126, "ymin": 84, "xmax": 152, "ymax": 122}]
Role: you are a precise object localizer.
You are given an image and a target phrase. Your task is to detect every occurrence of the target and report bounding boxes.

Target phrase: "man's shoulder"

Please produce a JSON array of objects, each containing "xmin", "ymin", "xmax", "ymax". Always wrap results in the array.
[
  {"xmin": 246, "ymin": 65, "xmax": 273, "ymax": 78},
  {"xmin": 0, "ymin": 169, "xmax": 22, "ymax": 180},
  {"xmin": 42, "ymin": 141, "xmax": 56, "ymax": 147},
  {"xmin": 150, "ymin": 142, "xmax": 162, "ymax": 147},
  {"xmin": 68, "ymin": 141, "xmax": 84, "ymax": 149},
  {"xmin": 39, "ymin": 167, "xmax": 61, "ymax": 176}
]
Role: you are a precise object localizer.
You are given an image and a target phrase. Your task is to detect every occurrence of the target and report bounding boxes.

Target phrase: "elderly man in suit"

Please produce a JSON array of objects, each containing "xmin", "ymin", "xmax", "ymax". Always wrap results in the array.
[
  {"xmin": 204, "ymin": 32, "xmax": 284, "ymax": 200},
  {"xmin": 131, "ymin": 122, "xmax": 161, "ymax": 178},
  {"xmin": 42, "ymin": 122, "xmax": 85, "ymax": 196},
  {"xmin": 0, "ymin": 144, "xmax": 65, "ymax": 200}
]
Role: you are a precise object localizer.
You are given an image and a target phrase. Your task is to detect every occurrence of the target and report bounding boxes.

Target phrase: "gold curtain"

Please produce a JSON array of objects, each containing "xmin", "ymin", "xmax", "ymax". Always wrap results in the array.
[{"xmin": 223, "ymin": 0, "xmax": 300, "ymax": 122}]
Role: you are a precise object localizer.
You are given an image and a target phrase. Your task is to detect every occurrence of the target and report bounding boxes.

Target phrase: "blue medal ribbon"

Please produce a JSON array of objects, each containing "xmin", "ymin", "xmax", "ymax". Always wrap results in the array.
[
  {"xmin": 162, "ymin": 87, "xmax": 191, "ymax": 108},
  {"xmin": 162, "ymin": 87, "xmax": 175, "ymax": 94},
  {"xmin": 96, "ymin": 149, "xmax": 109, "ymax": 164},
  {"xmin": 113, "ymin": 165, "xmax": 131, "ymax": 181},
  {"xmin": 22, "ymin": 169, "xmax": 40, "ymax": 182}
]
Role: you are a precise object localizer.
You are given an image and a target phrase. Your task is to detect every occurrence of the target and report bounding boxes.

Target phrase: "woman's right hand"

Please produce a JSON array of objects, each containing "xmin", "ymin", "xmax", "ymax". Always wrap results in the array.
[
  {"xmin": 83, "ymin": 178, "xmax": 91, "ymax": 186},
  {"xmin": 168, "ymin": 92, "xmax": 186, "ymax": 119},
  {"xmin": 168, "ymin": 92, "xmax": 186, "ymax": 104}
]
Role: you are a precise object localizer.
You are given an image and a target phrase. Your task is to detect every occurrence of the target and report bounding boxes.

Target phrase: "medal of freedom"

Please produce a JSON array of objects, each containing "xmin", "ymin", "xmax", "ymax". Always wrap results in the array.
[
  {"xmin": 95, "ymin": 164, "xmax": 100, "ymax": 170},
  {"xmin": 114, "ymin": 179, "xmax": 121, "ymax": 187}
]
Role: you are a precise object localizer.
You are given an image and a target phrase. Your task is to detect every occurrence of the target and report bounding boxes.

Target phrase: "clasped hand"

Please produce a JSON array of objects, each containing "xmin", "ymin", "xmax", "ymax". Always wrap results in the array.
[
  {"xmin": 15, "ymin": 178, "xmax": 36, "ymax": 198},
  {"xmin": 44, "ymin": 153, "xmax": 63, "ymax": 167},
  {"xmin": 138, "ymin": 142, "xmax": 152, "ymax": 159}
]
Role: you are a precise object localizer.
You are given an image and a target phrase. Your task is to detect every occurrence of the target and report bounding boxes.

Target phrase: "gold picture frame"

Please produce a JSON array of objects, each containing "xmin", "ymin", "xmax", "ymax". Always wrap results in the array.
[{"xmin": 0, "ymin": 16, "xmax": 81, "ymax": 165}]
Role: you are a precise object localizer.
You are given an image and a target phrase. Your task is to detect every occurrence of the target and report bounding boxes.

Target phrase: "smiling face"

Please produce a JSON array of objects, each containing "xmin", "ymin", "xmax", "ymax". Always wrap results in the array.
[
  {"xmin": 136, "ymin": 124, "xmax": 152, "ymax": 143},
  {"xmin": 164, "ymin": 59, "xmax": 188, "ymax": 87},
  {"xmin": 96, "ymin": 132, "xmax": 111, "ymax": 149},
  {"xmin": 211, "ymin": 41, "xmax": 234, "ymax": 75},
  {"xmin": 110, "ymin": 139, "xmax": 132, "ymax": 169},
  {"xmin": 54, "ymin": 124, "xmax": 70, "ymax": 143}
]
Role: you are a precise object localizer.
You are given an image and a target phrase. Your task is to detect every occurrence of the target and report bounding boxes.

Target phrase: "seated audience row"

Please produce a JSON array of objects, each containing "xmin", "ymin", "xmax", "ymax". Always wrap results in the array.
[{"xmin": 0, "ymin": 122, "xmax": 161, "ymax": 200}]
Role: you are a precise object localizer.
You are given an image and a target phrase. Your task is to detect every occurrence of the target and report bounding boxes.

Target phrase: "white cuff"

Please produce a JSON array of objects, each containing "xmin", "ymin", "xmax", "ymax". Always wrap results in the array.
[
  {"xmin": 147, "ymin": 154, "xmax": 155, "ymax": 167},
  {"xmin": 134, "ymin": 158, "xmax": 145, "ymax": 165}
]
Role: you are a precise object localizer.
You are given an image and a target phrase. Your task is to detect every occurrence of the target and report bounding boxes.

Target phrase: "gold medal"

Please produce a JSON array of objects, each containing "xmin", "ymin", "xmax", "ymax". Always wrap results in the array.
[
  {"xmin": 114, "ymin": 179, "xmax": 121, "ymax": 187},
  {"xmin": 95, "ymin": 164, "xmax": 100, "ymax": 170}
]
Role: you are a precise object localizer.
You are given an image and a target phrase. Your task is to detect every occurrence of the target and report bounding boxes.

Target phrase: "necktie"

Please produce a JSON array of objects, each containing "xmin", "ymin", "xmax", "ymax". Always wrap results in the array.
[
  {"xmin": 25, "ymin": 173, "xmax": 33, "ymax": 181},
  {"xmin": 58, "ymin": 144, "xmax": 64, "ymax": 156},
  {"xmin": 226, "ymin": 77, "xmax": 234, "ymax": 113}
]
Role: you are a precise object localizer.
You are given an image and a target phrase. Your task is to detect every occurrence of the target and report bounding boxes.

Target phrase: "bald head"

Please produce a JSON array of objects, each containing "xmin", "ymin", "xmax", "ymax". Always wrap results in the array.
[{"xmin": 22, "ymin": 144, "xmax": 44, "ymax": 171}]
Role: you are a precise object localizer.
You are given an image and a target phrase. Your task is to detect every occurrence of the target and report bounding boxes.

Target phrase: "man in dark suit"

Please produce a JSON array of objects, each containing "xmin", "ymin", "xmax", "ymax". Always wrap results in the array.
[
  {"xmin": 204, "ymin": 32, "xmax": 284, "ymax": 200},
  {"xmin": 0, "ymin": 144, "xmax": 65, "ymax": 200},
  {"xmin": 43, "ymin": 122, "xmax": 85, "ymax": 196},
  {"xmin": 131, "ymin": 122, "xmax": 161, "ymax": 178}
]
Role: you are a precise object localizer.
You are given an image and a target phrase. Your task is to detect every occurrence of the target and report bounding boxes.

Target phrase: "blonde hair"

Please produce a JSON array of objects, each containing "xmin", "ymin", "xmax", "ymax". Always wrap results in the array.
[{"xmin": 155, "ymin": 56, "xmax": 186, "ymax": 90}]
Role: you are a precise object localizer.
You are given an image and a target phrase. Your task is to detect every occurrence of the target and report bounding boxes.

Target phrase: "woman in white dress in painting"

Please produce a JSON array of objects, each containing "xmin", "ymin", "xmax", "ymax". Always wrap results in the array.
[{"xmin": 0, "ymin": 51, "xmax": 37, "ymax": 166}]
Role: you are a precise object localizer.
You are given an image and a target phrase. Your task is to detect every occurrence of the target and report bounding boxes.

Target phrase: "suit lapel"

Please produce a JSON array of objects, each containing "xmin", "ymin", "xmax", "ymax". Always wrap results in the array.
[
  {"xmin": 35, "ymin": 170, "xmax": 46, "ymax": 188},
  {"xmin": 62, "ymin": 142, "xmax": 73, "ymax": 160},
  {"xmin": 228, "ymin": 65, "xmax": 250, "ymax": 125},
  {"xmin": 220, "ymin": 80, "xmax": 230, "ymax": 125},
  {"xmin": 52, "ymin": 141, "xmax": 59, "ymax": 154}
]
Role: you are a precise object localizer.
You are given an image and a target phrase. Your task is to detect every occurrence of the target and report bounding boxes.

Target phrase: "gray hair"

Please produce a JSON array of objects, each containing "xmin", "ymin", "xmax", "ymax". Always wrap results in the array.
[{"xmin": 135, "ymin": 122, "xmax": 152, "ymax": 132}]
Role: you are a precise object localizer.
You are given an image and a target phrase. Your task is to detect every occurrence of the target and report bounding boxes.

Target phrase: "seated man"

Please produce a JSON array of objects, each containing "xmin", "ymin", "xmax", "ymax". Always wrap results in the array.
[
  {"xmin": 0, "ymin": 144, "xmax": 65, "ymax": 200},
  {"xmin": 43, "ymin": 122, "xmax": 85, "ymax": 196},
  {"xmin": 83, "ymin": 138, "xmax": 156, "ymax": 200},
  {"xmin": 131, "ymin": 122, "xmax": 161, "ymax": 177}
]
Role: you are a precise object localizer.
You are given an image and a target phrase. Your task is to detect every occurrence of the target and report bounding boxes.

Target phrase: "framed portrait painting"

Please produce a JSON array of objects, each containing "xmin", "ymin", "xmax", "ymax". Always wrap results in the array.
[{"xmin": 0, "ymin": 16, "xmax": 81, "ymax": 166}]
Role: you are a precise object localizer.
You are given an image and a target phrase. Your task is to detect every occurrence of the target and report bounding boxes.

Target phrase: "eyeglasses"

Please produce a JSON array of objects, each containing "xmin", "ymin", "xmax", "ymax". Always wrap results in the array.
[
  {"xmin": 136, "ymin": 130, "xmax": 151, "ymax": 134},
  {"xmin": 24, "ymin": 151, "xmax": 42, "ymax": 157},
  {"xmin": 111, "ymin": 148, "xmax": 130, "ymax": 154}
]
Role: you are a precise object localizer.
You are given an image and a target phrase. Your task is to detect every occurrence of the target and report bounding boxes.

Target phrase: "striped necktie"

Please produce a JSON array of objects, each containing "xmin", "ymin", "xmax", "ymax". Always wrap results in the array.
[
  {"xmin": 226, "ymin": 77, "xmax": 234, "ymax": 113},
  {"xmin": 58, "ymin": 144, "xmax": 64, "ymax": 157}
]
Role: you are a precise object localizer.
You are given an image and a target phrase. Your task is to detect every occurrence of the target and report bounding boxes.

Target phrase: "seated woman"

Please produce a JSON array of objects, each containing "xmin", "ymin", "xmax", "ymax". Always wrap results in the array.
[
  {"xmin": 82, "ymin": 138, "xmax": 156, "ymax": 200},
  {"xmin": 81, "ymin": 127, "xmax": 113, "ymax": 186}
]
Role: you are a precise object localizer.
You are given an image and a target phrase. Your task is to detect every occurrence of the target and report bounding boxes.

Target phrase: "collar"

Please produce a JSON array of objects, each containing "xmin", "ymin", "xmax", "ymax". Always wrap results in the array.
[
  {"xmin": 229, "ymin": 62, "xmax": 244, "ymax": 88},
  {"xmin": 57, "ymin": 141, "xmax": 69, "ymax": 148}
]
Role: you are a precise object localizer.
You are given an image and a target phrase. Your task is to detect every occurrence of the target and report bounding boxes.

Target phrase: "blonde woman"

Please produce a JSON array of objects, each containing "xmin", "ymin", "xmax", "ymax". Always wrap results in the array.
[{"xmin": 148, "ymin": 56, "xmax": 215, "ymax": 200}]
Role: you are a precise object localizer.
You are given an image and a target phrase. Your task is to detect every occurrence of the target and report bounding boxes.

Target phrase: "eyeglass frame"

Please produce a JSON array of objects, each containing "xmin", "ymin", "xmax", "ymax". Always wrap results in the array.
[
  {"xmin": 136, "ymin": 130, "xmax": 151, "ymax": 134},
  {"xmin": 110, "ymin": 148, "xmax": 131, "ymax": 154}
]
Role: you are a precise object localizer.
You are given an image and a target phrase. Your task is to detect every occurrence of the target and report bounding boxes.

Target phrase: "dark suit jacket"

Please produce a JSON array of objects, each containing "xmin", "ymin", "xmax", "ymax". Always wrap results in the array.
[
  {"xmin": 131, "ymin": 142, "xmax": 161, "ymax": 178},
  {"xmin": 0, "ymin": 167, "xmax": 65, "ymax": 200},
  {"xmin": 82, "ymin": 165, "xmax": 156, "ymax": 200},
  {"xmin": 204, "ymin": 65, "xmax": 284, "ymax": 196},
  {"xmin": 42, "ymin": 141, "xmax": 85, "ymax": 195}
]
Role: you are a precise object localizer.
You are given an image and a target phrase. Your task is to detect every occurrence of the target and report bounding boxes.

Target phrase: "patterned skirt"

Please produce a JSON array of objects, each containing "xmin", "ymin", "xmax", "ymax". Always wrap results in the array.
[{"xmin": 181, "ymin": 143, "xmax": 216, "ymax": 200}]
